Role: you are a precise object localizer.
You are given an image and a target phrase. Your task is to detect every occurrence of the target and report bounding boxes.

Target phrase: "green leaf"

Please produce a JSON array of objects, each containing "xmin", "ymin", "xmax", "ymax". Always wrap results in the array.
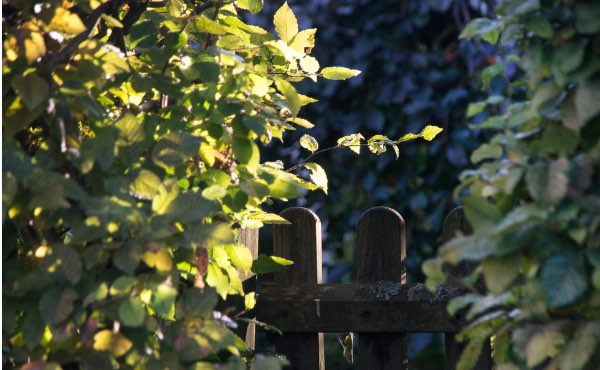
[
  {"xmin": 525, "ymin": 326, "xmax": 564, "ymax": 367},
  {"xmin": 232, "ymin": 137, "xmax": 260, "ymax": 171},
  {"xmin": 541, "ymin": 251, "xmax": 587, "ymax": 308},
  {"xmin": 194, "ymin": 15, "xmax": 227, "ymax": 35},
  {"xmin": 524, "ymin": 16, "xmax": 553, "ymax": 38},
  {"xmin": 11, "ymin": 73, "xmax": 49, "ymax": 110},
  {"xmin": 471, "ymin": 143, "xmax": 502, "ymax": 163},
  {"xmin": 202, "ymin": 185, "xmax": 227, "ymax": 201},
  {"xmin": 481, "ymin": 256, "xmax": 520, "ymax": 295},
  {"xmin": 575, "ymin": 2, "xmax": 600, "ymax": 34},
  {"xmin": 39, "ymin": 287, "xmax": 78, "ymax": 324},
  {"xmin": 152, "ymin": 132, "xmax": 200, "ymax": 170},
  {"xmin": 275, "ymin": 79, "xmax": 301, "ymax": 117},
  {"xmin": 419, "ymin": 125, "xmax": 443, "ymax": 141},
  {"xmin": 118, "ymin": 297, "xmax": 146, "ymax": 327},
  {"xmin": 245, "ymin": 292, "xmax": 256, "ymax": 310},
  {"xmin": 115, "ymin": 113, "xmax": 147, "ymax": 165},
  {"xmin": 300, "ymin": 56, "xmax": 320, "ymax": 74},
  {"xmin": 299, "ymin": 134, "xmax": 318, "ymax": 152},
  {"xmin": 110, "ymin": 276, "xmax": 137, "ymax": 296},
  {"xmin": 129, "ymin": 20, "xmax": 158, "ymax": 49},
  {"xmin": 457, "ymin": 337, "xmax": 486, "ymax": 370},
  {"xmin": 459, "ymin": 18, "xmax": 500, "ymax": 44},
  {"xmin": 526, "ymin": 160, "xmax": 568, "ymax": 206},
  {"xmin": 130, "ymin": 169, "xmax": 161, "ymax": 200},
  {"xmin": 575, "ymin": 80, "xmax": 600, "ymax": 127},
  {"xmin": 225, "ymin": 244, "xmax": 253, "ymax": 275},
  {"xmin": 557, "ymin": 322, "xmax": 598, "ymax": 370},
  {"xmin": 290, "ymin": 28, "xmax": 316, "ymax": 54},
  {"xmin": 337, "ymin": 133, "xmax": 364, "ymax": 154},
  {"xmin": 462, "ymin": 196, "xmax": 502, "ymax": 232},
  {"xmin": 287, "ymin": 117, "xmax": 314, "ymax": 128},
  {"xmin": 22, "ymin": 312, "xmax": 44, "ymax": 350},
  {"xmin": 83, "ymin": 282, "xmax": 108, "ymax": 307},
  {"xmin": 273, "ymin": 2, "xmax": 298, "ymax": 43},
  {"xmin": 251, "ymin": 254, "xmax": 293, "ymax": 274},
  {"xmin": 206, "ymin": 264, "xmax": 230, "ymax": 299},
  {"xmin": 304, "ymin": 162, "xmax": 328, "ymax": 194},
  {"xmin": 321, "ymin": 67, "xmax": 361, "ymax": 80},
  {"xmin": 481, "ymin": 63, "xmax": 504, "ymax": 87},
  {"xmin": 236, "ymin": 0, "xmax": 264, "ymax": 14},
  {"xmin": 367, "ymin": 134, "xmax": 390, "ymax": 155},
  {"xmin": 466, "ymin": 101, "xmax": 487, "ymax": 117},
  {"xmin": 149, "ymin": 283, "xmax": 177, "ymax": 319},
  {"xmin": 165, "ymin": 0, "xmax": 186, "ymax": 17}
]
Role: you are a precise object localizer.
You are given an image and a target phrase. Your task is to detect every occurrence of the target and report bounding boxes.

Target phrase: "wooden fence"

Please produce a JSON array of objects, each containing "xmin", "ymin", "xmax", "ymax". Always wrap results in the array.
[{"xmin": 237, "ymin": 206, "xmax": 492, "ymax": 370}]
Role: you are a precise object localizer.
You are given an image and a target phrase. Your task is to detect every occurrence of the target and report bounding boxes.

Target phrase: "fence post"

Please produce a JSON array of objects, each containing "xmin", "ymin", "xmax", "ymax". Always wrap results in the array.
[
  {"xmin": 356, "ymin": 207, "xmax": 407, "ymax": 370},
  {"xmin": 236, "ymin": 228, "xmax": 259, "ymax": 350},
  {"xmin": 443, "ymin": 207, "xmax": 492, "ymax": 370},
  {"xmin": 271, "ymin": 207, "xmax": 324, "ymax": 370}
]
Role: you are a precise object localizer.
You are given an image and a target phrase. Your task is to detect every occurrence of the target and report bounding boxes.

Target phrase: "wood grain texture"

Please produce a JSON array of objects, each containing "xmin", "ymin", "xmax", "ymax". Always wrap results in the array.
[
  {"xmin": 236, "ymin": 228, "xmax": 259, "ymax": 349},
  {"xmin": 271, "ymin": 208, "xmax": 324, "ymax": 370},
  {"xmin": 256, "ymin": 283, "xmax": 465, "ymax": 332},
  {"xmin": 443, "ymin": 207, "xmax": 492, "ymax": 370},
  {"xmin": 356, "ymin": 207, "xmax": 407, "ymax": 370}
]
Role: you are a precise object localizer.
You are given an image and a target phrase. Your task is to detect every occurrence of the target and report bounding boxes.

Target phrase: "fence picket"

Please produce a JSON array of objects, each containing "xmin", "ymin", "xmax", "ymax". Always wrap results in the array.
[
  {"xmin": 356, "ymin": 207, "xmax": 407, "ymax": 370},
  {"xmin": 236, "ymin": 228, "xmax": 259, "ymax": 350},
  {"xmin": 271, "ymin": 207, "xmax": 324, "ymax": 370},
  {"xmin": 443, "ymin": 207, "xmax": 492, "ymax": 370}
]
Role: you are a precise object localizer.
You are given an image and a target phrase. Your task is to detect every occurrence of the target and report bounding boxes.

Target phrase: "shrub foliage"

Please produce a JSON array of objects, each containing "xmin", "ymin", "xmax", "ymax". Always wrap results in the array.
[{"xmin": 424, "ymin": 1, "xmax": 600, "ymax": 369}]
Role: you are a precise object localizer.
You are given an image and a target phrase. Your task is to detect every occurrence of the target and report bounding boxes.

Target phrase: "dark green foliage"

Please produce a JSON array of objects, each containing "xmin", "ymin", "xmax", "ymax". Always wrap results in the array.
[{"xmin": 424, "ymin": 0, "xmax": 600, "ymax": 368}]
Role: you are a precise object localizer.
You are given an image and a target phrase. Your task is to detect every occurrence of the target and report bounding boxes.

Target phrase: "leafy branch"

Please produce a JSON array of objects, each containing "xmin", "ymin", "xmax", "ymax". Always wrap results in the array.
[{"xmin": 287, "ymin": 125, "xmax": 444, "ymax": 173}]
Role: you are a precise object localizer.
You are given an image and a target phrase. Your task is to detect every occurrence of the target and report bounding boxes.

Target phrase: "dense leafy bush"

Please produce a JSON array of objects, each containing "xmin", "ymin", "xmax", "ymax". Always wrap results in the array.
[
  {"xmin": 0, "ymin": 1, "xmax": 368, "ymax": 368},
  {"xmin": 2, "ymin": 1, "xmax": 443, "ymax": 368},
  {"xmin": 424, "ymin": 0, "xmax": 600, "ymax": 369}
]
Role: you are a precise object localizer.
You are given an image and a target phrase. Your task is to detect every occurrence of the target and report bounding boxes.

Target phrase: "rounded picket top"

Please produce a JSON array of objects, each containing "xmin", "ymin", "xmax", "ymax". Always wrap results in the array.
[
  {"xmin": 442, "ymin": 206, "xmax": 472, "ymax": 242},
  {"xmin": 356, "ymin": 206, "xmax": 406, "ymax": 283},
  {"xmin": 273, "ymin": 207, "xmax": 322, "ymax": 285}
]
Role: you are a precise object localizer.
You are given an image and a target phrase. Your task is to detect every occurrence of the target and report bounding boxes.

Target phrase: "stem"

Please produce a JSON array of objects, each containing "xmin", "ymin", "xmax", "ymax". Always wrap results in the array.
[{"xmin": 286, "ymin": 143, "xmax": 382, "ymax": 173}]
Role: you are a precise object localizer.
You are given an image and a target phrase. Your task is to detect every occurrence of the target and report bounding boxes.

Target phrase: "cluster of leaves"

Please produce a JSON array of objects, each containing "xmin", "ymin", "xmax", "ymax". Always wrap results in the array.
[
  {"xmin": 424, "ymin": 0, "xmax": 600, "ymax": 369},
  {"xmin": 1, "ymin": 0, "xmax": 377, "ymax": 368}
]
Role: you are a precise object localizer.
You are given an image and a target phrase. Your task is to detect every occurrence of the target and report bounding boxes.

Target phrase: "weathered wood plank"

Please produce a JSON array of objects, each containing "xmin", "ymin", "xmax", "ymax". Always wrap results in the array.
[
  {"xmin": 256, "ymin": 283, "xmax": 465, "ymax": 332},
  {"xmin": 236, "ymin": 228, "xmax": 259, "ymax": 350},
  {"xmin": 270, "ymin": 208, "xmax": 324, "ymax": 370},
  {"xmin": 443, "ymin": 207, "xmax": 492, "ymax": 370},
  {"xmin": 356, "ymin": 207, "xmax": 407, "ymax": 370}
]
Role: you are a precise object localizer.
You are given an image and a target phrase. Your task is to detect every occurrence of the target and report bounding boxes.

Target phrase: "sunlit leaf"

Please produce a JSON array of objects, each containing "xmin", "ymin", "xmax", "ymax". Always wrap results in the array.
[
  {"xmin": 273, "ymin": 2, "xmax": 298, "ymax": 43},
  {"xmin": 299, "ymin": 134, "xmax": 318, "ymax": 152},
  {"xmin": 321, "ymin": 66, "xmax": 361, "ymax": 80},
  {"xmin": 304, "ymin": 162, "xmax": 328, "ymax": 194},
  {"xmin": 93, "ymin": 330, "xmax": 133, "ymax": 357}
]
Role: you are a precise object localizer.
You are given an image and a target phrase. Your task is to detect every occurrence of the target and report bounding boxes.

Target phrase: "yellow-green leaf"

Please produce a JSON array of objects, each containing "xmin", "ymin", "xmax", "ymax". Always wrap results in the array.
[
  {"xmin": 290, "ymin": 28, "xmax": 316, "ymax": 54},
  {"xmin": 300, "ymin": 56, "xmax": 320, "ymax": 74},
  {"xmin": 273, "ymin": 2, "xmax": 298, "ymax": 43},
  {"xmin": 245, "ymin": 292, "xmax": 256, "ymax": 310},
  {"xmin": 419, "ymin": 125, "xmax": 443, "ymax": 141},
  {"xmin": 49, "ymin": 8, "xmax": 86, "ymax": 36},
  {"xmin": 275, "ymin": 79, "xmax": 301, "ymax": 117},
  {"xmin": 305, "ymin": 162, "xmax": 328, "ymax": 194},
  {"xmin": 93, "ymin": 330, "xmax": 133, "ymax": 357},
  {"xmin": 299, "ymin": 134, "xmax": 319, "ymax": 152},
  {"xmin": 321, "ymin": 66, "xmax": 361, "ymax": 80}
]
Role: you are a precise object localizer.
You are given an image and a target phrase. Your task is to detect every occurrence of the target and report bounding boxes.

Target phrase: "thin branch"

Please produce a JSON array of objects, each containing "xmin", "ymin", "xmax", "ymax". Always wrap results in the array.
[{"xmin": 286, "ymin": 145, "xmax": 357, "ymax": 172}]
